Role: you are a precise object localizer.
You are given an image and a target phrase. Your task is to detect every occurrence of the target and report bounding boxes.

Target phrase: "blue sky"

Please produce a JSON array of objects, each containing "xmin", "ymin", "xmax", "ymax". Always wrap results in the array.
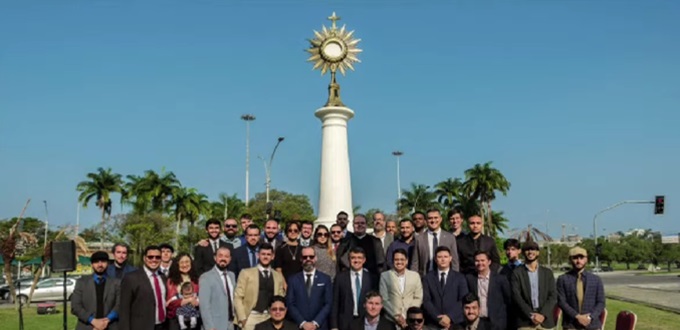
[{"xmin": 1, "ymin": 1, "xmax": 678, "ymax": 238}]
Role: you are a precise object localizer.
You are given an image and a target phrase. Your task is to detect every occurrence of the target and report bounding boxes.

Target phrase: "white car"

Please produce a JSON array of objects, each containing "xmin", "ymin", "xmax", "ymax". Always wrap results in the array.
[{"xmin": 14, "ymin": 277, "xmax": 77, "ymax": 305}]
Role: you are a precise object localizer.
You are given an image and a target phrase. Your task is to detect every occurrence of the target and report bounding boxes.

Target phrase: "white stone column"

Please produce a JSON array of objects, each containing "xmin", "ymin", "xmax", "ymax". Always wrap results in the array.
[{"xmin": 314, "ymin": 105, "xmax": 354, "ymax": 229}]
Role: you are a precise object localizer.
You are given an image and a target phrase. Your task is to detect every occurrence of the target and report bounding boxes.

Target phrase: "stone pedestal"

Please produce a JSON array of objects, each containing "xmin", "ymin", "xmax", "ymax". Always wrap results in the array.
[{"xmin": 314, "ymin": 105, "xmax": 354, "ymax": 228}]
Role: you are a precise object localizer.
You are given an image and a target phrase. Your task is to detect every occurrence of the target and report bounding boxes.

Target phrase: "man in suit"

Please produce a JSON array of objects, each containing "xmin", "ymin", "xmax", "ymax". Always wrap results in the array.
[
  {"xmin": 385, "ymin": 219, "xmax": 416, "ymax": 270},
  {"xmin": 72, "ymin": 251, "xmax": 121, "ymax": 330},
  {"xmin": 331, "ymin": 247, "xmax": 376, "ymax": 330},
  {"xmin": 371, "ymin": 212, "xmax": 394, "ymax": 254},
  {"xmin": 456, "ymin": 215, "xmax": 501, "ymax": 275},
  {"xmin": 337, "ymin": 214, "xmax": 385, "ymax": 275},
  {"xmin": 335, "ymin": 211, "xmax": 350, "ymax": 238},
  {"xmin": 511, "ymin": 241, "xmax": 557, "ymax": 330},
  {"xmin": 239, "ymin": 214, "xmax": 254, "ymax": 245},
  {"xmin": 447, "ymin": 208, "xmax": 467, "ymax": 238},
  {"xmin": 410, "ymin": 209, "xmax": 459, "ymax": 276},
  {"xmin": 499, "ymin": 239, "xmax": 523, "ymax": 279},
  {"xmin": 254, "ymin": 296, "xmax": 298, "ymax": 330},
  {"xmin": 465, "ymin": 251, "xmax": 510, "ymax": 330},
  {"xmin": 194, "ymin": 219, "xmax": 234, "ymax": 275},
  {"xmin": 199, "ymin": 246, "xmax": 237, "ymax": 330},
  {"xmin": 556, "ymin": 247, "xmax": 606, "ymax": 330},
  {"xmin": 231, "ymin": 224, "xmax": 262, "ymax": 278},
  {"xmin": 300, "ymin": 221, "xmax": 314, "ymax": 247},
  {"xmin": 286, "ymin": 246, "xmax": 333, "ymax": 330},
  {"xmin": 106, "ymin": 243, "xmax": 136, "ymax": 280},
  {"xmin": 120, "ymin": 245, "xmax": 168, "ymax": 330},
  {"xmin": 349, "ymin": 291, "xmax": 395, "ymax": 330},
  {"xmin": 159, "ymin": 244, "xmax": 174, "ymax": 277},
  {"xmin": 379, "ymin": 248, "xmax": 423, "ymax": 329},
  {"xmin": 404, "ymin": 307, "xmax": 425, "ymax": 330},
  {"xmin": 234, "ymin": 243, "xmax": 286, "ymax": 330},
  {"xmin": 262, "ymin": 219, "xmax": 284, "ymax": 250},
  {"xmin": 459, "ymin": 293, "xmax": 493, "ymax": 330},
  {"xmin": 422, "ymin": 246, "xmax": 469, "ymax": 328}
]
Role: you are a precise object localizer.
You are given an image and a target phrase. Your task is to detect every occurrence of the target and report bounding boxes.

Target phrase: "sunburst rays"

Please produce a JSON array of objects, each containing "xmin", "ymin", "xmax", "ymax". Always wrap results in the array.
[{"xmin": 306, "ymin": 13, "xmax": 362, "ymax": 76}]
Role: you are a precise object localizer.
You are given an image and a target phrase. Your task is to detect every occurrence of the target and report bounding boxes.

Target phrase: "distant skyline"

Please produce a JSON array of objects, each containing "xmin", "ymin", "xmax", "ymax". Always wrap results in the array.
[{"xmin": 1, "ymin": 1, "xmax": 678, "ymax": 238}]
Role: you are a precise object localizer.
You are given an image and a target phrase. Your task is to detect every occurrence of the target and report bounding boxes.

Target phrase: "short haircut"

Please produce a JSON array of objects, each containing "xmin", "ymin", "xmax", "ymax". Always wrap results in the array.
[
  {"xmin": 426, "ymin": 208, "xmax": 441, "ymax": 216},
  {"xmin": 474, "ymin": 250, "xmax": 491, "ymax": 260},
  {"xmin": 503, "ymin": 238, "xmax": 521, "ymax": 250},
  {"xmin": 393, "ymin": 248, "xmax": 408, "ymax": 260},
  {"xmin": 301, "ymin": 220, "xmax": 313, "ymax": 228},
  {"xmin": 301, "ymin": 246, "xmax": 315, "ymax": 256},
  {"xmin": 330, "ymin": 224, "xmax": 342, "ymax": 230},
  {"xmin": 447, "ymin": 208, "xmax": 464, "ymax": 219},
  {"xmin": 406, "ymin": 306, "xmax": 423, "ymax": 316},
  {"xmin": 144, "ymin": 245, "xmax": 161, "ymax": 256},
  {"xmin": 159, "ymin": 243, "xmax": 174, "ymax": 253},
  {"xmin": 354, "ymin": 214, "xmax": 367, "ymax": 222},
  {"xmin": 205, "ymin": 218, "xmax": 221, "ymax": 229},
  {"xmin": 269, "ymin": 295, "xmax": 286, "ymax": 307},
  {"xmin": 265, "ymin": 219, "xmax": 279, "ymax": 227},
  {"xmin": 372, "ymin": 211, "xmax": 385, "ymax": 219},
  {"xmin": 364, "ymin": 290, "xmax": 382, "ymax": 301},
  {"xmin": 462, "ymin": 292, "xmax": 479, "ymax": 305},
  {"xmin": 337, "ymin": 211, "xmax": 348, "ymax": 218},
  {"xmin": 259, "ymin": 242, "xmax": 274, "ymax": 252},
  {"xmin": 435, "ymin": 246, "xmax": 451, "ymax": 256},
  {"xmin": 411, "ymin": 211, "xmax": 426, "ymax": 219},
  {"xmin": 111, "ymin": 243, "xmax": 129, "ymax": 254},
  {"xmin": 240, "ymin": 213, "xmax": 253, "ymax": 220},
  {"xmin": 285, "ymin": 221, "xmax": 300, "ymax": 233},
  {"xmin": 399, "ymin": 219, "xmax": 413, "ymax": 226},
  {"xmin": 246, "ymin": 224, "xmax": 261, "ymax": 234},
  {"xmin": 349, "ymin": 247, "xmax": 366, "ymax": 257},
  {"xmin": 180, "ymin": 282, "xmax": 194, "ymax": 293}
]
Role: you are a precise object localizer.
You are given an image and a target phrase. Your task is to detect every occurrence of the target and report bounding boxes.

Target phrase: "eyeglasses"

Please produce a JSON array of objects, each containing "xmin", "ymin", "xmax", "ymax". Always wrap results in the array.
[
  {"xmin": 287, "ymin": 229, "xmax": 299, "ymax": 233},
  {"xmin": 316, "ymin": 233, "xmax": 329, "ymax": 237},
  {"xmin": 146, "ymin": 255, "xmax": 162, "ymax": 260},
  {"xmin": 301, "ymin": 255, "xmax": 315, "ymax": 260},
  {"xmin": 331, "ymin": 231, "xmax": 342, "ymax": 234},
  {"xmin": 224, "ymin": 224, "xmax": 238, "ymax": 228},
  {"xmin": 407, "ymin": 318, "xmax": 424, "ymax": 324},
  {"xmin": 270, "ymin": 307, "xmax": 286, "ymax": 312}
]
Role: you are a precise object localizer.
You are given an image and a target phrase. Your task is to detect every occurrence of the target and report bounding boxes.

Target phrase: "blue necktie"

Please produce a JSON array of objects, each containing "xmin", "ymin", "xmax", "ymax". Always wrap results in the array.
[
  {"xmin": 355, "ymin": 272, "xmax": 361, "ymax": 309},
  {"xmin": 250, "ymin": 249, "xmax": 257, "ymax": 267}
]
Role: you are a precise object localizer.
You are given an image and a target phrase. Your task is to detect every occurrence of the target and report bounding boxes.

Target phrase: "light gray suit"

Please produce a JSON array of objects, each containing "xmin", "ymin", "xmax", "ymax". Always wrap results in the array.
[
  {"xmin": 374, "ymin": 232, "xmax": 394, "ymax": 254},
  {"xmin": 199, "ymin": 267, "xmax": 236, "ymax": 330},
  {"xmin": 71, "ymin": 274, "xmax": 121, "ymax": 330},
  {"xmin": 410, "ymin": 229, "xmax": 459, "ymax": 276}
]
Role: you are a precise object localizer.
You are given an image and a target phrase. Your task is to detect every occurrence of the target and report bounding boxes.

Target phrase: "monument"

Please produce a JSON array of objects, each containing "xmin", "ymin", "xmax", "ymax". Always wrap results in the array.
[{"xmin": 306, "ymin": 12, "xmax": 362, "ymax": 228}]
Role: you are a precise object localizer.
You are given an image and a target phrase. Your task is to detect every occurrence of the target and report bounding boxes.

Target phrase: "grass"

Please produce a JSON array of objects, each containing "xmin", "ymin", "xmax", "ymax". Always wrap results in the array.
[{"xmin": 0, "ymin": 304, "xmax": 77, "ymax": 330}]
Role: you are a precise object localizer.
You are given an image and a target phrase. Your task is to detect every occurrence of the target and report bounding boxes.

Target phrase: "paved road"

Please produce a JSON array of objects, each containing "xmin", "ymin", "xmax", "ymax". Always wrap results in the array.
[{"xmin": 598, "ymin": 270, "xmax": 680, "ymax": 313}]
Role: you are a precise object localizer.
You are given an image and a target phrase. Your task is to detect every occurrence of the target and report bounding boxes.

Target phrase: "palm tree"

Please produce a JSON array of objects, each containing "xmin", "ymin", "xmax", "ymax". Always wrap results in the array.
[
  {"xmin": 209, "ymin": 193, "xmax": 245, "ymax": 221},
  {"xmin": 435, "ymin": 178, "xmax": 464, "ymax": 212},
  {"xmin": 462, "ymin": 162, "xmax": 510, "ymax": 235},
  {"xmin": 125, "ymin": 169, "xmax": 180, "ymax": 214},
  {"xmin": 509, "ymin": 224, "xmax": 553, "ymax": 243},
  {"xmin": 398, "ymin": 183, "xmax": 437, "ymax": 215},
  {"xmin": 489, "ymin": 211, "xmax": 510, "ymax": 237},
  {"xmin": 76, "ymin": 167, "xmax": 124, "ymax": 249},
  {"xmin": 170, "ymin": 187, "xmax": 210, "ymax": 248}
]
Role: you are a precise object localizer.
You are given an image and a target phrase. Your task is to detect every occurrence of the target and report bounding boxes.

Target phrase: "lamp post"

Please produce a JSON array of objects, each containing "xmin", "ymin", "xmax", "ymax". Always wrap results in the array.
[
  {"xmin": 392, "ymin": 151, "xmax": 403, "ymax": 213},
  {"xmin": 259, "ymin": 137, "xmax": 285, "ymax": 204},
  {"xmin": 42, "ymin": 201, "xmax": 49, "ymax": 277},
  {"xmin": 241, "ymin": 114, "xmax": 256, "ymax": 206},
  {"xmin": 412, "ymin": 185, "xmax": 430, "ymax": 214}
]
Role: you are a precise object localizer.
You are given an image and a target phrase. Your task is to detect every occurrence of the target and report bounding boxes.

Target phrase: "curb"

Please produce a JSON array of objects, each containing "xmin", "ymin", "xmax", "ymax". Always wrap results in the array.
[{"xmin": 606, "ymin": 294, "xmax": 680, "ymax": 315}]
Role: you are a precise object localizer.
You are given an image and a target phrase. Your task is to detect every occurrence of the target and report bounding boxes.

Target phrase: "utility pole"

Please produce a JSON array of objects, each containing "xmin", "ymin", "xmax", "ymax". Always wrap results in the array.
[
  {"xmin": 392, "ymin": 151, "xmax": 403, "ymax": 214},
  {"xmin": 241, "ymin": 114, "xmax": 256, "ymax": 206},
  {"xmin": 260, "ymin": 137, "xmax": 285, "ymax": 203}
]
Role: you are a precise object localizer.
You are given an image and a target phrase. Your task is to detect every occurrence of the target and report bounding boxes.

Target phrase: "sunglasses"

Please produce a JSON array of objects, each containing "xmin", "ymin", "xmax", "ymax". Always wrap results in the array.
[
  {"xmin": 224, "ymin": 224, "xmax": 238, "ymax": 228},
  {"xmin": 270, "ymin": 307, "xmax": 286, "ymax": 312},
  {"xmin": 407, "ymin": 318, "xmax": 424, "ymax": 324},
  {"xmin": 146, "ymin": 255, "xmax": 162, "ymax": 260},
  {"xmin": 316, "ymin": 233, "xmax": 329, "ymax": 237},
  {"xmin": 301, "ymin": 255, "xmax": 315, "ymax": 260},
  {"xmin": 331, "ymin": 231, "xmax": 342, "ymax": 234}
]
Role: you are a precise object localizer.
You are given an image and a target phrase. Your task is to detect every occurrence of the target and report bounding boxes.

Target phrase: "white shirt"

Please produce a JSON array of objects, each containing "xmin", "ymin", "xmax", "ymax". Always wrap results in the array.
[
  {"xmin": 350, "ymin": 270, "xmax": 363, "ymax": 316},
  {"xmin": 258, "ymin": 265, "xmax": 273, "ymax": 277},
  {"xmin": 427, "ymin": 228, "xmax": 442, "ymax": 271},
  {"xmin": 209, "ymin": 239, "xmax": 220, "ymax": 253},
  {"xmin": 216, "ymin": 267, "xmax": 234, "ymax": 304},
  {"xmin": 143, "ymin": 266, "xmax": 166, "ymax": 324},
  {"xmin": 395, "ymin": 271, "xmax": 406, "ymax": 294},
  {"xmin": 477, "ymin": 271, "xmax": 490, "ymax": 317},
  {"xmin": 439, "ymin": 268, "xmax": 449, "ymax": 286},
  {"xmin": 304, "ymin": 269, "xmax": 317, "ymax": 284}
]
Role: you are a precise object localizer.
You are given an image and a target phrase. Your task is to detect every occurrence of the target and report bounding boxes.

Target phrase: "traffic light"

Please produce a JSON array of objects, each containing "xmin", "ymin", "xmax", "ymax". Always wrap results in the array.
[{"xmin": 655, "ymin": 196, "xmax": 665, "ymax": 215}]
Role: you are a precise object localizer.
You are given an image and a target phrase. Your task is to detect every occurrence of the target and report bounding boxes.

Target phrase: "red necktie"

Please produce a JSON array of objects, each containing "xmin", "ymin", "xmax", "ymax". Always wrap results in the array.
[{"xmin": 152, "ymin": 273, "xmax": 165, "ymax": 323}]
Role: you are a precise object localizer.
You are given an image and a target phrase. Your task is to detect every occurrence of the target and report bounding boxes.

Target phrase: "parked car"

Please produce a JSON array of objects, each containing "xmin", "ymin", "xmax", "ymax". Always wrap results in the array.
[
  {"xmin": 0, "ymin": 277, "xmax": 40, "ymax": 301},
  {"xmin": 13, "ymin": 278, "xmax": 76, "ymax": 305},
  {"xmin": 601, "ymin": 265, "xmax": 613, "ymax": 272}
]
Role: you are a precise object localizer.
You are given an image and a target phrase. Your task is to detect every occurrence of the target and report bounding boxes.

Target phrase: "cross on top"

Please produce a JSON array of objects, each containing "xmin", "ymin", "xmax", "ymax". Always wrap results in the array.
[{"xmin": 327, "ymin": 12, "xmax": 341, "ymax": 30}]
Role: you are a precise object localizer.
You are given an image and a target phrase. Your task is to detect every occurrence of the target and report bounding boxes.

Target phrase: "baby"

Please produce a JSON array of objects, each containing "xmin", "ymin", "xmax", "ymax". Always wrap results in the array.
[{"xmin": 173, "ymin": 282, "xmax": 200, "ymax": 330}]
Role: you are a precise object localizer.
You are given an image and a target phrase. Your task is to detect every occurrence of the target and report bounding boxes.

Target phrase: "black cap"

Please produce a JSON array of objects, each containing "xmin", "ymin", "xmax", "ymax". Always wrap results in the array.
[
  {"xmin": 522, "ymin": 241, "xmax": 539, "ymax": 251},
  {"xmin": 90, "ymin": 251, "xmax": 110, "ymax": 263}
]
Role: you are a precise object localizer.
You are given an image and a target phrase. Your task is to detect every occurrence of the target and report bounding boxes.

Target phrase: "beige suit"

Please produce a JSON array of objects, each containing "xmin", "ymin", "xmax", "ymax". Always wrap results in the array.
[
  {"xmin": 233, "ymin": 266, "xmax": 286, "ymax": 327},
  {"xmin": 379, "ymin": 269, "xmax": 423, "ymax": 324}
]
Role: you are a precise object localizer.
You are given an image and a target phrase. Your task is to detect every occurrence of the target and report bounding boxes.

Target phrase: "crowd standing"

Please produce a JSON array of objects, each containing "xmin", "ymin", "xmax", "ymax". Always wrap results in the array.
[{"xmin": 72, "ymin": 209, "xmax": 606, "ymax": 330}]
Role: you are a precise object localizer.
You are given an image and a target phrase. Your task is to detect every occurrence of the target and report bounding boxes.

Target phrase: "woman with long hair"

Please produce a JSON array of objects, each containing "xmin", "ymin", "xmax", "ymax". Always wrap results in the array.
[
  {"xmin": 312, "ymin": 225, "xmax": 337, "ymax": 281},
  {"xmin": 166, "ymin": 252, "xmax": 200, "ymax": 330}
]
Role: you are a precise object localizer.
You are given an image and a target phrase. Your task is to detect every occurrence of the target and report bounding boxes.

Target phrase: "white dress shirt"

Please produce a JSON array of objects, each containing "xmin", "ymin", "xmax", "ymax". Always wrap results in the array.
[{"xmin": 143, "ymin": 266, "xmax": 166, "ymax": 325}]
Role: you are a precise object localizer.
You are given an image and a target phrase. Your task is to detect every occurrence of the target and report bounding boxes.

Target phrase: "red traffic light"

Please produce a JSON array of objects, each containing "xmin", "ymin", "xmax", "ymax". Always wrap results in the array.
[{"xmin": 654, "ymin": 195, "xmax": 665, "ymax": 215}]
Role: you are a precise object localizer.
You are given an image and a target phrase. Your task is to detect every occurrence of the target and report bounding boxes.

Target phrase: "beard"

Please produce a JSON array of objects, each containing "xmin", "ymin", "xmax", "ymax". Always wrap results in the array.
[
  {"xmin": 303, "ymin": 263, "xmax": 314, "ymax": 272},
  {"xmin": 216, "ymin": 262, "xmax": 229, "ymax": 271}
]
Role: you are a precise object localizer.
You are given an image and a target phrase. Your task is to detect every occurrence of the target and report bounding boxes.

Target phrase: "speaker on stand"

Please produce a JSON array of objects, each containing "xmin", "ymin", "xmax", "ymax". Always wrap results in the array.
[{"xmin": 51, "ymin": 240, "xmax": 76, "ymax": 330}]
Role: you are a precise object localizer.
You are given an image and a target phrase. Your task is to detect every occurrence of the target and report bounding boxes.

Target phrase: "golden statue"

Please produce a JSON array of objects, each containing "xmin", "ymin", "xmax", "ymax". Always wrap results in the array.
[{"xmin": 306, "ymin": 12, "xmax": 362, "ymax": 107}]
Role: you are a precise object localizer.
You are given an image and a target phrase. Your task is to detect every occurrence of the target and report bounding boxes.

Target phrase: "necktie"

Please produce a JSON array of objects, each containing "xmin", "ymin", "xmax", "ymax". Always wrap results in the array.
[
  {"xmin": 152, "ymin": 273, "xmax": 165, "ymax": 323},
  {"xmin": 440, "ymin": 272, "xmax": 446, "ymax": 287},
  {"xmin": 250, "ymin": 249, "xmax": 257, "ymax": 267},
  {"xmin": 576, "ymin": 272, "xmax": 584, "ymax": 312},
  {"xmin": 263, "ymin": 270, "xmax": 269, "ymax": 279},
  {"xmin": 223, "ymin": 271, "xmax": 234, "ymax": 321},
  {"xmin": 355, "ymin": 272, "xmax": 362, "ymax": 310},
  {"xmin": 306, "ymin": 274, "xmax": 313, "ymax": 298},
  {"xmin": 213, "ymin": 241, "xmax": 218, "ymax": 254},
  {"xmin": 432, "ymin": 232, "xmax": 439, "ymax": 249}
]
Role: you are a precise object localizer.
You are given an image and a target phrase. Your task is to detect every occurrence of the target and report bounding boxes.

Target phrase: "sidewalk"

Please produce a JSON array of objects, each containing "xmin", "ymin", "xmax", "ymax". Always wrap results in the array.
[{"xmin": 606, "ymin": 283, "xmax": 680, "ymax": 314}]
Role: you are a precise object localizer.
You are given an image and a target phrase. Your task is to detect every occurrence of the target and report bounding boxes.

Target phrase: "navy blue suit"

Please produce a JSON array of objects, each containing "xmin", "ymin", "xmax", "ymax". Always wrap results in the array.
[
  {"xmin": 422, "ymin": 269, "xmax": 469, "ymax": 326},
  {"xmin": 106, "ymin": 263, "xmax": 136, "ymax": 280},
  {"xmin": 230, "ymin": 244, "xmax": 259, "ymax": 279},
  {"xmin": 556, "ymin": 270, "xmax": 606, "ymax": 330},
  {"xmin": 286, "ymin": 270, "xmax": 333, "ymax": 330}
]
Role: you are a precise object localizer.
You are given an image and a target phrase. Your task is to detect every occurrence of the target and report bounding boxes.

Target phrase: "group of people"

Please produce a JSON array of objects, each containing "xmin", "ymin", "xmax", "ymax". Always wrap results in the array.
[{"xmin": 71, "ymin": 209, "xmax": 606, "ymax": 330}]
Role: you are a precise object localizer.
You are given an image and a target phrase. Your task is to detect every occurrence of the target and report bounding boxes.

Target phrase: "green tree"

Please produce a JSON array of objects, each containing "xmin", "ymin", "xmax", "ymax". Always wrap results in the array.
[
  {"xmin": 209, "ymin": 193, "xmax": 246, "ymax": 221},
  {"xmin": 76, "ymin": 167, "xmax": 124, "ymax": 249},
  {"xmin": 246, "ymin": 189, "xmax": 315, "ymax": 225},
  {"xmin": 115, "ymin": 212, "xmax": 175, "ymax": 263},
  {"xmin": 398, "ymin": 183, "xmax": 437, "ymax": 215},
  {"xmin": 616, "ymin": 235, "xmax": 652, "ymax": 269},
  {"xmin": 169, "ymin": 186, "xmax": 210, "ymax": 248},
  {"xmin": 124, "ymin": 169, "xmax": 180, "ymax": 214},
  {"xmin": 462, "ymin": 162, "xmax": 510, "ymax": 236}
]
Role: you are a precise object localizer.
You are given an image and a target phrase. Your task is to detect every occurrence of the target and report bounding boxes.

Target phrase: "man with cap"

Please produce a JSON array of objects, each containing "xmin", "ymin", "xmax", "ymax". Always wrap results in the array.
[
  {"xmin": 511, "ymin": 240, "xmax": 557, "ymax": 330},
  {"xmin": 556, "ymin": 247, "xmax": 606, "ymax": 330},
  {"xmin": 72, "ymin": 251, "xmax": 121, "ymax": 330}
]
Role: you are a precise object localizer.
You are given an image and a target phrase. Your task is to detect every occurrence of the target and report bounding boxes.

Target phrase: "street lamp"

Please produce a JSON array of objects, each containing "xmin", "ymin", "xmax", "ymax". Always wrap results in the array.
[
  {"xmin": 241, "ymin": 114, "xmax": 256, "ymax": 206},
  {"xmin": 392, "ymin": 151, "xmax": 403, "ymax": 213},
  {"xmin": 412, "ymin": 185, "xmax": 430, "ymax": 214},
  {"xmin": 43, "ymin": 200, "xmax": 49, "ymax": 277},
  {"xmin": 259, "ymin": 137, "xmax": 285, "ymax": 204}
]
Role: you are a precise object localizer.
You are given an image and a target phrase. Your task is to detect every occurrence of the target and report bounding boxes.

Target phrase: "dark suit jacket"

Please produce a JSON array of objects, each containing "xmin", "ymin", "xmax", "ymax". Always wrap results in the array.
[
  {"xmin": 105, "ymin": 263, "xmax": 136, "ymax": 280},
  {"xmin": 556, "ymin": 270, "xmax": 606, "ymax": 330},
  {"xmin": 331, "ymin": 269, "xmax": 377, "ymax": 330},
  {"xmin": 456, "ymin": 234, "xmax": 501, "ymax": 275},
  {"xmin": 230, "ymin": 243, "xmax": 260, "ymax": 279},
  {"xmin": 454, "ymin": 318, "xmax": 493, "ymax": 330},
  {"xmin": 119, "ymin": 268, "xmax": 168, "ymax": 330},
  {"xmin": 286, "ymin": 270, "xmax": 333, "ymax": 330},
  {"xmin": 349, "ymin": 316, "xmax": 395, "ymax": 330},
  {"xmin": 71, "ymin": 274, "xmax": 121, "ymax": 330},
  {"xmin": 254, "ymin": 319, "xmax": 299, "ymax": 330},
  {"xmin": 511, "ymin": 264, "xmax": 557, "ymax": 329},
  {"xmin": 410, "ymin": 230, "xmax": 459, "ymax": 276},
  {"xmin": 465, "ymin": 272, "xmax": 510, "ymax": 330},
  {"xmin": 193, "ymin": 240, "xmax": 233, "ymax": 275},
  {"xmin": 422, "ymin": 269, "xmax": 469, "ymax": 326},
  {"xmin": 337, "ymin": 234, "xmax": 385, "ymax": 275}
]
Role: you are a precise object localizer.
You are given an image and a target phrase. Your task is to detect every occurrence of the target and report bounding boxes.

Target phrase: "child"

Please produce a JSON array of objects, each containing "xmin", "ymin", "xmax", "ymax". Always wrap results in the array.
[{"xmin": 171, "ymin": 282, "xmax": 200, "ymax": 330}]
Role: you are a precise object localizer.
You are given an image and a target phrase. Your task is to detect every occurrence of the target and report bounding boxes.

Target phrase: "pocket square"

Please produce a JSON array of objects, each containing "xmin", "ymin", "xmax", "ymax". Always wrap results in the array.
[{"xmin": 316, "ymin": 283, "xmax": 325, "ymax": 286}]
